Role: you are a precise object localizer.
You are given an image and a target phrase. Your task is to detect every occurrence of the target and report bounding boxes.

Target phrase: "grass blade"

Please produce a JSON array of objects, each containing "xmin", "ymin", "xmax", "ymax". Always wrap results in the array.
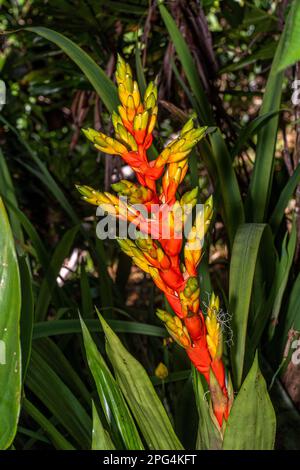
[
  {"xmin": 35, "ymin": 226, "xmax": 79, "ymax": 321},
  {"xmin": 80, "ymin": 316, "xmax": 144, "ymax": 450},
  {"xmin": 18, "ymin": 256, "xmax": 34, "ymax": 383},
  {"xmin": 25, "ymin": 27, "xmax": 119, "ymax": 113},
  {"xmin": 23, "ymin": 398, "xmax": 75, "ymax": 450},
  {"xmin": 25, "ymin": 349, "xmax": 91, "ymax": 449}
]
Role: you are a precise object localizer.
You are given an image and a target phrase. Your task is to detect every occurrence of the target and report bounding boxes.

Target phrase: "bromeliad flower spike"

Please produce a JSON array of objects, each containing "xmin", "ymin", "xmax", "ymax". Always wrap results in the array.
[{"xmin": 77, "ymin": 55, "xmax": 233, "ymax": 431}]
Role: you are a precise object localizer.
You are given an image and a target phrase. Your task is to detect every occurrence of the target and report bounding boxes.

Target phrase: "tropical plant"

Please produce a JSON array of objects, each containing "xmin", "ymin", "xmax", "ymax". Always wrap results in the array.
[{"xmin": 0, "ymin": 0, "xmax": 300, "ymax": 452}]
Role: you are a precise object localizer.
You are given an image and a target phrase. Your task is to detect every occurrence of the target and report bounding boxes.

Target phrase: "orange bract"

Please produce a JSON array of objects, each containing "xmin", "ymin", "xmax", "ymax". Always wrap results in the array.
[{"xmin": 77, "ymin": 56, "xmax": 231, "ymax": 428}]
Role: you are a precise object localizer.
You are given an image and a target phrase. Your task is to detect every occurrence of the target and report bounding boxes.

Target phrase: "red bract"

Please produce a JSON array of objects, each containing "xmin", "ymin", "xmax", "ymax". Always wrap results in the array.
[{"xmin": 77, "ymin": 56, "xmax": 232, "ymax": 428}]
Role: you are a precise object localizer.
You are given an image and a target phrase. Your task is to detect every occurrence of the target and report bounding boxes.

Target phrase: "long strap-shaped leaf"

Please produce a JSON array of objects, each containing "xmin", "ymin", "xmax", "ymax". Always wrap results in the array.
[
  {"xmin": 35, "ymin": 225, "xmax": 79, "ymax": 321},
  {"xmin": 246, "ymin": 3, "xmax": 297, "ymax": 221},
  {"xmin": 159, "ymin": 1, "xmax": 244, "ymax": 245},
  {"xmin": 274, "ymin": 1, "xmax": 300, "ymax": 73},
  {"xmin": 0, "ymin": 199, "xmax": 22, "ymax": 449},
  {"xmin": 25, "ymin": 27, "xmax": 119, "ymax": 113},
  {"xmin": 80, "ymin": 317, "xmax": 144, "ymax": 450},
  {"xmin": 98, "ymin": 312, "xmax": 184, "ymax": 450},
  {"xmin": 229, "ymin": 223, "xmax": 271, "ymax": 388},
  {"xmin": 269, "ymin": 163, "xmax": 300, "ymax": 233},
  {"xmin": 23, "ymin": 398, "xmax": 75, "ymax": 450},
  {"xmin": 26, "ymin": 348, "xmax": 92, "ymax": 449},
  {"xmin": 92, "ymin": 402, "xmax": 115, "ymax": 450}
]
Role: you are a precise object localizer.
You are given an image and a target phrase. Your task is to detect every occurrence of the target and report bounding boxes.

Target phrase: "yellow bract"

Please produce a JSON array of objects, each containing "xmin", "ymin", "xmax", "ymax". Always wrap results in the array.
[{"xmin": 206, "ymin": 293, "xmax": 222, "ymax": 360}]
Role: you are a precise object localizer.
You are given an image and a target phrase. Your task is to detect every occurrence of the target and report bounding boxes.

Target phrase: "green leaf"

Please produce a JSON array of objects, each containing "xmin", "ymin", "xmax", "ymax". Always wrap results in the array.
[
  {"xmin": 269, "ymin": 163, "xmax": 300, "ymax": 233},
  {"xmin": 135, "ymin": 44, "xmax": 147, "ymax": 97},
  {"xmin": 277, "ymin": 271, "xmax": 300, "ymax": 355},
  {"xmin": 25, "ymin": 348, "xmax": 91, "ymax": 449},
  {"xmin": 223, "ymin": 353, "xmax": 276, "ymax": 450},
  {"xmin": 0, "ymin": 198, "xmax": 22, "ymax": 449},
  {"xmin": 33, "ymin": 337, "xmax": 91, "ymax": 407},
  {"xmin": 80, "ymin": 262, "xmax": 94, "ymax": 318},
  {"xmin": 1, "ymin": 197, "xmax": 49, "ymax": 269},
  {"xmin": 98, "ymin": 312, "xmax": 184, "ymax": 450},
  {"xmin": 159, "ymin": 1, "xmax": 244, "ymax": 244},
  {"xmin": 80, "ymin": 316, "xmax": 144, "ymax": 450},
  {"xmin": 94, "ymin": 238, "xmax": 114, "ymax": 312},
  {"xmin": 192, "ymin": 368, "xmax": 222, "ymax": 450},
  {"xmin": 92, "ymin": 402, "xmax": 115, "ymax": 450},
  {"xmin": 229, "ymin": 223, "xmax": 270, "ymax": 388},
  {"xmin": 0, "ymin": 149, "xmax": 23, "ymax": 243},
  {"xmin": 18, "ymin": 256, "xmax": 34, "ymax": 383},
  {"xmin": 268, "ymin": 222, "xmax": 297, "ymax": 340},
  {"xmin": 25, "ymin": 27, "xmax": 119, "ymax": 113},
  {"xmin": 35, "ymin": 225, "xmax": 79, "ymax": 321},
  {"xmin": 158, "ymin": 1, "xmax": 212, "ymax": 123},
  {"xmin": 274, "ymin": 1, "xmax": 300, "ymax": 73},
  {"xmin": 246, "ymin": 5, "xmax": 292, "ymax": 222},
  {"xmin": 0, "ymin": 116, "xmax": 80, "ymax": 226},
  {"xmin": 23, "ymin": 398, "xmax": 75, "ymax": 450},
  {"xmin": 33, "ymin": 318, "xmax": 167, "ymax": 339},
  {"xmin": 220, "ymin": 42, "xmax": 276, "ymax": 73},
  {"xmin": 231, "ymin": 110, "xmax": 283, "ymax": 158}
]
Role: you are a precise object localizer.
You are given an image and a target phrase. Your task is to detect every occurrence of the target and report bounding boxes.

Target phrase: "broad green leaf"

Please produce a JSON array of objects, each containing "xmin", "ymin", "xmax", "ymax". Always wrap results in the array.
[
  {"xmin": 23, "ymin": 398, "xmax": 75, "ymax": 450},
  {"xmin": 269, "ymin": 163, "xmax": 300, "ymax": 233},
  {"xmin": 92, "ymin": 402, "xmax": 115, "ymax": 450},
  {"xmin": 35, "ymin": 225, "xmax": 79, "ymax": 321},
  {"xmin": 98, "ymin": 312, "xmax": 184, "ymax": 450},
  {"xmin": 80, "ymin": 316, "xmax": 144, "ymax": 450},
  {"xmin": 229, "ymin": 223, "xmax": 270, "ymax": 388},
  {"xmin": 25, "ymin": 27, "xmax": 119, "ymax": 113},
  {"xmin": 223, "ymin": 353, "xmax": 276, "ymax": 450},
  {"xmin": 0, "ymin": 198, "xmax": 22, "ymax": 449},
  {"xmin": 274, "ymin": 1, "xmax": 300, "ymax": 73},
  {"xmin": 26, "ymin": 349, "xmax": 91, "ymax": 449},
  {"xmin": 192, "ymin": 368, "xmax": 222, "ymax": 450}
]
